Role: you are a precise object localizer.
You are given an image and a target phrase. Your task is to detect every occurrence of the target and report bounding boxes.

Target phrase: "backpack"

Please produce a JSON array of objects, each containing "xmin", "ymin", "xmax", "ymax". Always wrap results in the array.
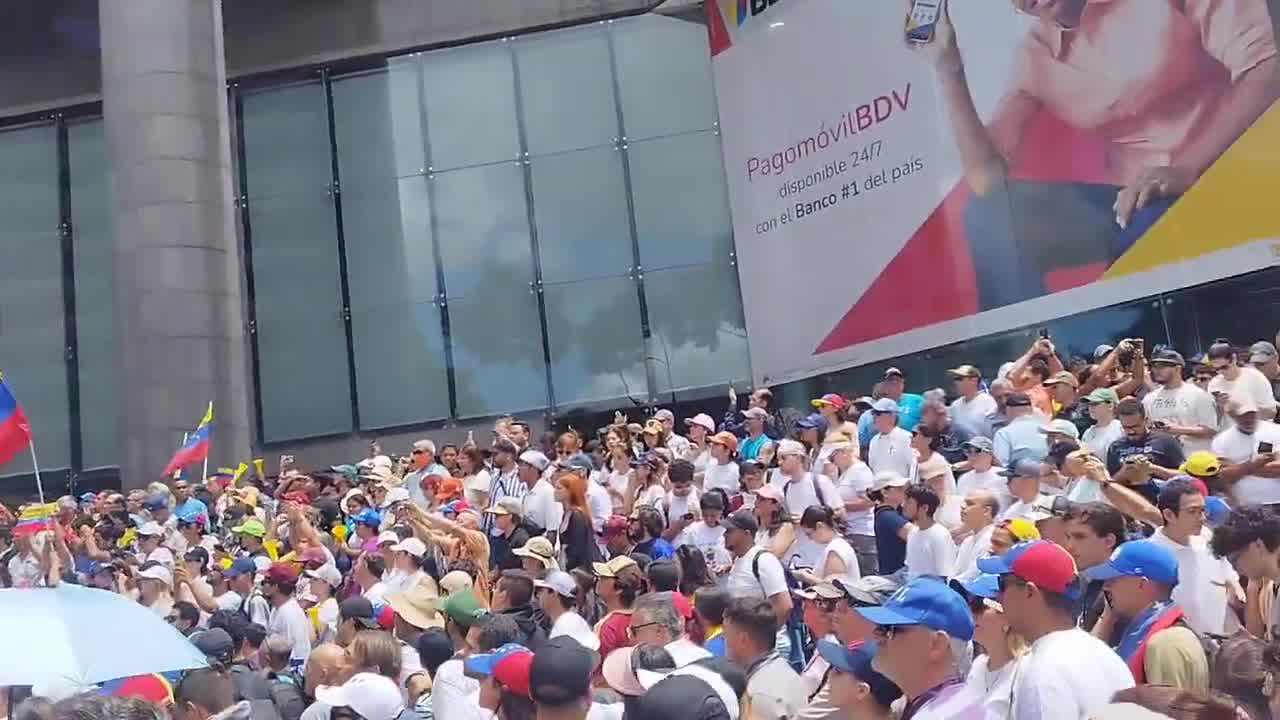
[
  {"xmin": 783, "ymin": 473, "xmax": 833, "ymax": 512},
  {"xmin": 749, "ymin": 548, "xmax": 811, "ymax": 671}
]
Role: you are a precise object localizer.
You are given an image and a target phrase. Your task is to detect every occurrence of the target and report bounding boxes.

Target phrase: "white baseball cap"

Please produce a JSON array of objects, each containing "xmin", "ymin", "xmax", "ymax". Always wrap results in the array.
[
  {"xmin": 377, "ymin": 531, "xmax": 400, "ymax": 546},
  {"xmin": 137, "ymin": 521, "xmax": 164, "ymax": 537},
  {"xmin": 391, "ymin": 537, "xmax": 427, "ymax": 558},
  {"xmin": 872, "ymin": 471, "xmax": 910, "ymax": 491},
  {"xmin": 305, "ymin": 564, "xmax": 343, "ymax": 589},
  {"xmin": 519, "ymin": 450, "xmax": 550, "ymax": 472},
  {"xmin": 685, "ymin": 413, "xmax": 716, "ymax": 433},
  {"xmin": 315, "ymin": 673, "xmax": 405, "ymax": 720},
  {"xmin": 381, "ymin": 487, "xmax": 411, "ymax": 508},
  {"xmin": 137, "ymin": 564, "xmax": 173, "ymax": 588}
]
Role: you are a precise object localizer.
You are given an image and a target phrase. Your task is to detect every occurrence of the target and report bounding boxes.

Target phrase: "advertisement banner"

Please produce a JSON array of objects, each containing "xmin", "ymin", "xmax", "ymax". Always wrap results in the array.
[{"xmin": 709, "ymin": 0, "xmax": 1280, "ymax": 385}]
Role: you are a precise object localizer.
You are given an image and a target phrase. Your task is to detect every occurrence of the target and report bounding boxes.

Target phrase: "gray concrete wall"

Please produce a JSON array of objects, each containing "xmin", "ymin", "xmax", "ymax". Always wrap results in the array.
[{"xmin": 100, "ymin": 0, "xmax": 251, "ymax": 488}]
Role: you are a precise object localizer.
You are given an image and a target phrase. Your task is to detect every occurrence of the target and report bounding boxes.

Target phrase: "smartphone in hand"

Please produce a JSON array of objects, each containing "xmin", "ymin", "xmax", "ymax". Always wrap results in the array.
[
  {"xmin": 906, "ymin": 0, "xmax": 942, "ymax": 42},
  {"xmin": 1260, "ymin": 441, "xmax": 1274, "ymax": 454}
]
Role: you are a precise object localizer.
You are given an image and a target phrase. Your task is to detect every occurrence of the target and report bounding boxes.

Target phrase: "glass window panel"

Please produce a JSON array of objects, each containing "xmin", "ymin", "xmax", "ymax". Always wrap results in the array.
[
  {"xmin": 432, "ymin": 162, "xmax": 535, "ymax": 299},
  {"xmin": 422, "ymin": 43, "xmax": 520, "ymax": 171},
  {"xmin": 331, "ymin": 62, "xmax": 426, "ymax": 184},
  {"xmin": 242, "ymin": 84, "xmax": 353, "ymax": 441},
  {"xmin": 530, "ymin": 146, "xmax": 633, "ymax": 284},
  {"xmin": 68, "ymin": 120, "xmax": 118, "ymax": 470},
  {"xmin": 644, "ymin": 262, "xmax": 750, "ymax": 395},
  {"xmin": 241, "ymin": 83, "xmax": 331, "ymax": 199},
  {"xmin": 0, "ymin": 124, "xmax": 71, "ymax": 475},
  {"xmin": 1171, "ymin": 268, "xmax": 1280, "ymax": 354},
  {"xmin": 340, "ymin": 174, "xmax": 450, "ymax": 428},
  {"xmin": 613, "ymin": 15, "xmax": 719, "ymax": 140},
  {"xmin": 448, "ymin": 288, "xmax": 549, "ymax": 418},
  {"xmin": 543, "ymin": 276, "xmax": 648, "ymax": 407},
  {"xmin": 629, "ymin": 131, "xmax": 733, "ymax": 271},
  {"xmin": 515, "ymin": 25, "xmax": 618, "ymax": 156}
]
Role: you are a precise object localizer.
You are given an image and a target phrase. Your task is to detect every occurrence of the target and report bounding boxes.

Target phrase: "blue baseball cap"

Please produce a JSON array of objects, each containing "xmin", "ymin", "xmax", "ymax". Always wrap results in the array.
[
  {"xmin": 1082, "ymin": 540, "xmax": 1179, "ymax": 587},
  {"xmin": 175, "ymin": 504, "xmax": 206, "ymax": 525},
  {"xmin": 353, "ymin": 509, "xmax": 382, "ymax": 528},
  {"xmin": 557, "ymin": 453, "xmax": 595, "ymax": 474},
  {"xmin": 815, "ymin": 641, "xmax": 902, "ymax": 708},
  {"xmin": 79, "ymin": 492, "xmax": 97, "ymax": 503},
  {"xmin": 960, "ymin": 573, "xmax": 1000, "ymax": 600},
  {"xmin": 464, "ymin": 642, "xmax": 529, "ymax": 678},
  {"xmin": 224, "ymin": 557, "xmax": 258, "ymax": 579},
  {"xmin": 856, "ymin": 577, "xmax": 974, "ymax": 641},
  {"xmin": 796, "ymin": 413, "xmax": 828, "ymax": 433}
]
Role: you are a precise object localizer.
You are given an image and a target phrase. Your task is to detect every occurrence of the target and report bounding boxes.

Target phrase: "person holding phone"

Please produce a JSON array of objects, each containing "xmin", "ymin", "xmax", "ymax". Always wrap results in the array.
[
  {"xmin": 1142, "ymin": 348, "xmax": 1220, "ymax": 453},
  {"xmin": 911, "ymin": 0, "xmax": 1279, "ymax": 312},
  {"xmin": 1212, "ymin": 399, "xmax": 1280, "ymax": 507}
]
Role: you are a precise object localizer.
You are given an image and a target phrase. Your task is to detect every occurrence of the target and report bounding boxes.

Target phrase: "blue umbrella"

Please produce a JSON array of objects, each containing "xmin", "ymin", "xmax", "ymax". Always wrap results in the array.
[{"xmin": 0, "ymin": 583, "xmax": 207, "ymax": 692}]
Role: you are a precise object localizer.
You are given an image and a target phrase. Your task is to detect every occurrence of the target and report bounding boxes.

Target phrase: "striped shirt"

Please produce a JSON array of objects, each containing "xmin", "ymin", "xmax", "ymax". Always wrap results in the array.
[{"xmin": 484, "ymin": 467, "xmax": 527, "ymax": 533}]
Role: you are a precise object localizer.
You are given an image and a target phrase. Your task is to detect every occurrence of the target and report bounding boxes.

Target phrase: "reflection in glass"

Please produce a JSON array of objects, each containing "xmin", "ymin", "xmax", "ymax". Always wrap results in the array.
[
  {"xmin": 422, "ymin": 44, "xmax": 521, "ymax": 171},
  {"xmin": 629, "ymin": 131, "xmax": 733, "ymax": 271},
  {"xmin": 530, "ymin": 146, "xmax": 633, "ymax": 284},
  {"xmin": 543, "ymin": 276, "xmax": 648, "ymax": 407},
  {"xmin": 516, "ymin": 25, "xmax": 617, "ymax": 156},
  {"xmin": 613, "ymin": 15, "xmax": 719, "ymax": 141},
  {"xmin": 644, "ymin": 262, "xmax": 750, "ymax": 395}
]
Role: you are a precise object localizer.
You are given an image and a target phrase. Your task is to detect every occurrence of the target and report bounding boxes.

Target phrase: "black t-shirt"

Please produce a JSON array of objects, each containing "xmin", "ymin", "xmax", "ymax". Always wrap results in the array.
[
  {"xmin": 1106, "ymin": 431, "xmax": 1185, "ymax": 503},
  {"xmin": 1057, "ymin": 401, "xmax": 1092, "ymax": 436},
  {"xmin": 492, "ymin": 526, "xmax": 531, "ymax": 571},
  {"xmin": 873, "ymin": 506, "xmax": 909, "ymax": 575}
]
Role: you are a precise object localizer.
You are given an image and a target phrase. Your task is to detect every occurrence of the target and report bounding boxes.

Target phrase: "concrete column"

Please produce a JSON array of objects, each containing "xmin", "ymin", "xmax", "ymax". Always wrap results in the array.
[{"xmin": 100, "ymin": 0, "xmax": 252, "ymax": 488}]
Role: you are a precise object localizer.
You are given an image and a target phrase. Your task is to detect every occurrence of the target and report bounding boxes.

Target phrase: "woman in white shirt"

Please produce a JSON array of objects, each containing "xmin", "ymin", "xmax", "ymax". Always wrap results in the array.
[
  {"xmin": 684, "ymin": 413, "xmax": 716, "ymax": 472},
  {"xmin": 604, "ymin": 427, "xmax": 636, "ymax": 513},
  {"xmin": 458, "ymin": 447, "xmax": 493, "ymax": 509},
  {"xmin": 961, "ymin": 576, "xmax": 1028, "ymax": 720},
  {"xmin": 674, "ymin": 490, "xmax": 731, "ymax": 573},
  {"xmin": 793, "ymin": 506, "xmax": 860, "ymax": 584},
  {"xmin": 626, "ymin": 453, "xmax": 667, "ymax": 514},
  {"xmin": 703, "ymin": 432, "xmax": 742, "ymax": 496}
]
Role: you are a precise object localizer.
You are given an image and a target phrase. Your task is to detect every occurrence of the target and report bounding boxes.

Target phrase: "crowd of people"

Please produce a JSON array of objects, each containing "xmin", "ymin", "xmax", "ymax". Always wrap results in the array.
[{"xmin": 7, "ymin": 334, "xmax": 1280, "ymax": 720}]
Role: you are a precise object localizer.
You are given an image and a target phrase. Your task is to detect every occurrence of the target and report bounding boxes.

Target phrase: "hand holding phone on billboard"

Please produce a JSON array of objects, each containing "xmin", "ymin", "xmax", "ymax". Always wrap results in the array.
[{"xmin": 904, "ymin": 0, "xmax": 960, "ymax": 70}]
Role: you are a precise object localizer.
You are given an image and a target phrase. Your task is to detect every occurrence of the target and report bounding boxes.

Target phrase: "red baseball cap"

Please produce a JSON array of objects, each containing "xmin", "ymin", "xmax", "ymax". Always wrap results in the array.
[
  {"xmin": 811, "ymin": 393, "xmax": 847, "ymax": 410},
  {"xmin": 977, "ymin": 540, "xmax": 1080, "ymax": 597},
  {"xmin": 494, "ymin": 649, "xmax": 535, "ymax": 699}
]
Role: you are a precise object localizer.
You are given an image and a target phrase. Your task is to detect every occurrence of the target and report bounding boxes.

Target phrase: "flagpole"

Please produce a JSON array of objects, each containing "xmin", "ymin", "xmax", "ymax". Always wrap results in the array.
[
  {"xmin": 29, "ymin": 441, "xmax": 44, "ymax": 504},
  {"xmin": 202, "ymin": 400, "xmax": 212, "ymax": 484}
]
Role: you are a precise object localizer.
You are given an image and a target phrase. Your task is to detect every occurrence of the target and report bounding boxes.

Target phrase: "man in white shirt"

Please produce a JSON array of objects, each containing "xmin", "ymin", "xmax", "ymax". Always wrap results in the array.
[
  {"xmin": 629, "ymin": 591, "xmax": 711, "ymax": 667},
  {"xmin": 263, "ymin": 563, "xmax": 312, "ymax": 668},
  {"xmin": 977, "ymin": 540, "xmax": 1134, "ymax": 720},
  {"xmin": 1143, "ymin": 349, "xmax": 1220, "ymax": 453},
  {"xmin": 948, "ymin": 364, "xmax": 998, "ymax": 435},
  {"xmin": 902, "ymin": 485, "xmax": 956, "ymax": 579},
  {"xmin": 1150, "ymin": 479, "xmax": 1241, "ymax": 636},
  {"xmin": 403, "ymin": 439, "xmax": 449, "ymax": 508},
  {"xmin": 998, "ymin": 459, "xmax": 1053, "ymax": 523},
  {"xmin": 1081, "ymin": 388, "xmax": 1124, "ymax": 458},
  {"xmin": 654, "ymin": 408, "xmax": 692, "ymax": 460},
  {"xmin": 955, "ymin": 437, "xmax": 1013, "ymax": 510},
  {"xmin": 830, "ymin": 437, "xmax": 877, "ymax": 576},
  {"xmin": 535, "ymin": 571, "xmax": 599, "ymax": 650},
  {"xmin": 776, "ymin": 439, "xmax": 840, "ymax": 518},
  {"xmin": 1213, "ymin": 399, "xmax": 1280, "ymax": 506},
  {"xmin": 867, "ymin": 399, "xmax": 913, "ymax": 478},
  {"xmin": 518, "ymin": 450, "xmax": 563, "ymax": 536},
  {"xmin": 723, "ymin": 510, "xmax": 793, "ymax": 627},
  {"xmin": 952, "ymin": 491, "xmax": 999, "ymax": 582},
  {"xmin": 1208, "ymin": 342, "xmax": 1278, "ymax": 420}
]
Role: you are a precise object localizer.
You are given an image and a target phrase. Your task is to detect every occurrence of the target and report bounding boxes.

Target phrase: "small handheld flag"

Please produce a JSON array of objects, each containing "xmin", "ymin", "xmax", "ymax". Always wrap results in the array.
[
  {"xmin": 233, "ymin": 462, "xmax": 250, "ymax": 485},
  {"xmin": 0, "ymin": 372, "xmax": 33, "ymax": 467},
  {"xmin": 13, "ymin": 502, "xmax": 58, "ymax": 539},
  {"xmin": 162, "ymin": 403, "xmax": 214, "ymax": 477}
]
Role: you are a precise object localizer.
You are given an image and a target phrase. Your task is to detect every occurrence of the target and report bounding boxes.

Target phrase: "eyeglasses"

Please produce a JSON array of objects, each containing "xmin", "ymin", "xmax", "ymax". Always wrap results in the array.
[
  {"xmin": 872, "ymin": 624, "xmax": 916, "ymax": 640},
  {"xmin": 626, "ymin": 622, "xmax": 659, "ymax": 639},
  {"xmin": 411, "ymin": 449, "xmax": 425, "ymax": 455},
  {"xmin": 996, "ymin": 573, "xmax": 1029, "ymax": 594}
]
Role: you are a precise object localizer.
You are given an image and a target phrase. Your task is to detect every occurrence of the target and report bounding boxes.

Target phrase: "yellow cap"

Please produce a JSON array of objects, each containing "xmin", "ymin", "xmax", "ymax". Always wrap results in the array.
[
  {"xmin": 1181, "ymin": 451, "xmax": 1222, "ymax": 477},
  {"xmin": 1002, "ymin": 518, "xmax": 1041, "ymax": 543}
]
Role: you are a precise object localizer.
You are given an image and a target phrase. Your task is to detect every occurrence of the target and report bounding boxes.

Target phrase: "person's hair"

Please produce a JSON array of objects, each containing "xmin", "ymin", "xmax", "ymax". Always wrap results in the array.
[
  {"xmin": 629, "ymin": 553, "xmax": 653, "ymax": 572},
  {"xmin": 1208, "ymin": 341, "xmax": 1236, "ymax": 361},
  {"xmin": 636, "ymin": 506, "xmax": 665, "ymax": 541},
  {"xmin": 1116, "ymin": 397, "xmax": 1146, "ymax": 420},
  {"xmin": 633, "ymin": 643, "xmax": 677, "ymax": 674},
  {"xmin": 905, "ymin": 484, "xmax": 941, "ymax": 516},
  {"xmin": 646, "ymin": 560, "xmax": 681, "ymax": 593},
  {"xmin": 173, "ymin": 601, "xmax": 200, "ymax": 627},
  {"xmin": 184, "ymin": 547, "xmax": 210, "ymax": 572},
  {"xmin": 693, "ymin": 586, "xmax": 730, "ymax": 626},
  {"xmin": 244, "ymin": 623, "xmax": 268, "ymax": 651},
  {"xmin": 1038, "ymin": 587, "xmax": 1080, "ymax": 617},
  {"xmin": 753, "ymin": 388, "xmax": 774, "ymax": 407},
  {"xmin": 361, "ymin": 552, "xmax": 386, "ymax": 578},
  {"xmin": 350, "ymin": 630, "xmax": 402, "ymax": 679},
  {"xmin": 913, "ymin": 424, "xmax": 944, "ymax": 452},
  {"xmin": 1110, "ymin": 686, "xmax": 1243, "ymax": 720},
  {"xmin": 208, "ymin": 609, "xmax": 248, "ymax": 651},
  {"xmin": 799, "ymin": 505, "xmax": 836, "ymax": 530},
  {"xmin": 48, "ymin": 695, "xmax": 160, "ymax": 720},
  {"xmin": 263, "ymin": 634, "xmax": 293, "ymax": 670},
  {"xmin": 499, "ymin": 691, "xmax": 537, "ymax": 720},
  {"xmin": 633, "ymin": 592, "xmax": 685, "ymax": 639},
  {"xmin": 701, "ymin": 489, "xmax": 727, "ymax": 513},
  {"xmin": 556, "ymin": 471, "xmax": 593, "ymax": 529},
  {"xmin": 475, "ymin": 614, "xmax": 522, "ymax": 652},
  {"xmin": 613, "ymin": 566, "xmax": 647, "ymax": 607},
  {"xmin": 174, "ymin": 668, "xmax": 236, "ymax": 717},
  {"xmin": 1210, "ymin": 633, "xmax": 1269, "ymax": 720},
  {"xmin": 461, "ymin": 446, "xmax": 485, "ymax": 474},
  {"xmin": 1066, "ymin": 502, "xmax": 1126, "ymax": 548},
  {"xmin": 416, "ymin": 628, "xmax": 455, "ymax": 677},
  {"xmin": 1027, "ymin": 358, "xmax": 1051, "ymax": 382},
  {"xmin": 499, "ymin": 570, "xmax": 535, "ymax": 608},
  {"xmin": 570, "ymin": 567, "xmax": 597, "ymax": 618},
  {"xmin": 723, "ymin": 597, "xmax": 778, "ymax": 651},
  {"xmin": 676, "ymin": 545, "xmax": 715, "ymax": 596},
  {"xmin": 1158, "ymin": 479, "xmax": 1203, "ymax": 519},
  {"xmin": 1211, "ymin": 505, "xmax": 1280, "ymax": 558}
]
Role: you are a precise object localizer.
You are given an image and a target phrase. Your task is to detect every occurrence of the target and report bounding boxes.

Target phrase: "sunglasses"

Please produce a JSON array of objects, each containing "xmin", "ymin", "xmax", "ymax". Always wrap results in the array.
[
  {"xmin": 626, "ymin": 621, "xmax": 659, "ymax": 639},
  {"xmin": 996, "ymin": 573, "xmax": 1029, "ymax": 594},
  {"xmin": 872, "ymin": 624, "xmax": 914, "ymax": 640}
]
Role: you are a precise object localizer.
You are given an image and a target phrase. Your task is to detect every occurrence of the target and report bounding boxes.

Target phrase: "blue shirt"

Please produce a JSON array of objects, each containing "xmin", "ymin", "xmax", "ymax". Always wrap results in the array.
[
  {"xmin": 740, "ymin": 435, "xmax": 771, "ymax": 462},
  {"xmin": 857, "ymin": 393, "xmax": 926, "ymax": 445},
  {"xmin": 992, "ymin": 415, "xmax": 1048, "ymax": 467},
  {"xmin": 874, "ymin": 506, "xmax": 909, "ymax": 575},
  {"xmin": 175, "ymin": 497, "xmax": 209, "ymax": 523},
  {"xmin": 634, "ymin": 537, "xmax": 675, "ymax": 561}
]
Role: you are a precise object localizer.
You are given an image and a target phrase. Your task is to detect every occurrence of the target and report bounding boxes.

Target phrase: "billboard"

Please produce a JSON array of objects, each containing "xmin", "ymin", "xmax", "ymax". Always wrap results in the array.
[{"xmin": 709, "ymin": 0, "xmax": 1280, "ymax": 385}]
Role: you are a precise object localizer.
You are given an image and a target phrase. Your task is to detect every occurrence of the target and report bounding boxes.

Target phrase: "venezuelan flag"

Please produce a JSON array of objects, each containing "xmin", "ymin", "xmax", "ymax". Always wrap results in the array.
[
  {"xmin": 13, "ymin": 502, "xmax": 57, "ymax": 539},
  {"xmin": 162, "ymin": 402, "xmax": 214, "ymax": 477},
  {"xmin": 0, "ymin": 372, "xmax": 32, "ymax": 467}
]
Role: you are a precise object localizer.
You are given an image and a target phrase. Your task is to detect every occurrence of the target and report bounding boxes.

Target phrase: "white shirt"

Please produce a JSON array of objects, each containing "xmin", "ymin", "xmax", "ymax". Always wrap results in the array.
[
  {"xmin": 868, "ymin": 427, "xmax": 914, "ymax": 477},
  {"xmin": 726, "ymin": 546, "xmax": 789, "ymax": 600},
  {"xmin": 965, "ymin": 654, "xmax": 1022, "ymax": 720},
  {"xmin": 315, "ymin": 597, "xmax": 339, "ymax": 645},
  {"xmin": 1000, "ymin": 494, "xmax": 1052, "ymax": 523},
  {"xmin": 1210, "ymin": 366, "xmax": 1278, "ymax": 416},
  {"xmin": 1149, "ymin": 528, "xmax": 1240, "ymax": 636},
  {"xmin": 667, "ymin": 433, "xmax": 692, "ymax": 460},
  {"xmin": 268, "ymin": 598, "xmax": 313, "ymax": 665},
  {"xmin": 665, "ymin": 489, "xmax": 701, "ymax": 526},
  {"xmin": 363, "ymin": 581, "xmax": 389, "ymax": 605},
  {"xmin": 1082, "ymin": 418, "xmax": 1124, "ymax": 459},
  {"xmin": 819, "ymin": 536, "xmax": 860, "ymax": 579},
  {"xmin": 8, "ymin": 551, "xmax": 42, "ymax": 588},
  {"xmin": 550, "ymin": 610, "xmax": 599, "ymax": 650},
  {"xmin": 463, "ymin": 469, "xmax": 492, "ymax": 506},
  {"xmin": 703, "ymin": 460, "xmax": 741, "ymax": 496},
  {"xmin": 143, "ymin": 546, "xmax": 175, "ymax": 570},
  {"xmin": 1012, "ymin": 628, "xmax": 1134, "ymax": 720},
  {"xmin": 1213, "ymin": 420, "xmax": 1280, "ymax": 504},
  {"xmin": 934, "ymin": 494, "xmax": 965, "ymax": 532},
  {"xmin": 956, "ymin": 467, "xmax": 1014, "ymax": 510},
  {"xmin": 432, "ymin": 658, "xmax": 485, "ymax": 720},
  {"xmin": 952, "ymin": 392, "xmax": 998, "ymax": 433},
  {"xmin": 904, "ymin": 522, "xmax": 956, "ymax": 579},
  {"xmin": 781, "ymin": 472, "xmax": 840, "ymax": 517},
  {"xmin": 1143, "ymin": 383, "xmax": 1220, "ymax": 453},
  {"xmin": 834, "ymin": 462, "xmax": 876, "ymax": 536},
  {"xmin": 675, "ymin": 521, "xmax": 731, "ymax": 570},
  {"xmin": 953, "ymin": 524, "xmax": 995, "ymax": 582},
  {"xmin": 522, "ymin": 479, "xmax": 564, "ymax": 533},
  {"xmin": 665, "ymin": 637, "xmax": 712, "ymax": 667},
  {"xmin": 214, "ymin": 590, "xmax": 243, "ymax": 612},
  {"xmin": 636, "ymin": 483, "xmax": 666, "ymax": 510},
  {"xmin": 586, "ymin": 477, "xmax": 612, "ymax": 534}
]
